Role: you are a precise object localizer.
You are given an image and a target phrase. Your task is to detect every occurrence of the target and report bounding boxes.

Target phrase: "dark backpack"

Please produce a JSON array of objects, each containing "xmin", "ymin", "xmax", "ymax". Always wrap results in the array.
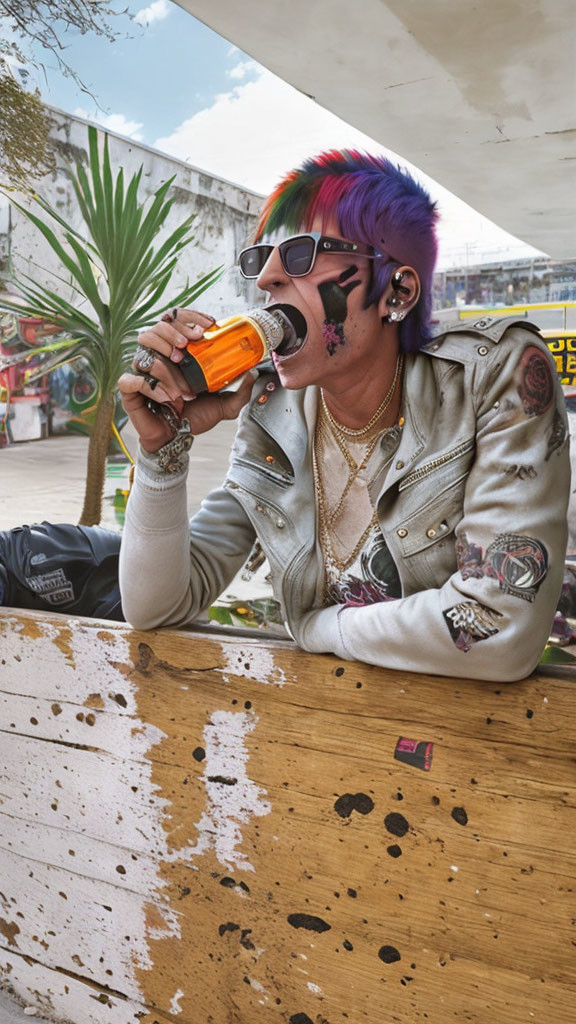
[{"xmin": 0, "ymin": 521, "xmax": 123, "ymax": 621}]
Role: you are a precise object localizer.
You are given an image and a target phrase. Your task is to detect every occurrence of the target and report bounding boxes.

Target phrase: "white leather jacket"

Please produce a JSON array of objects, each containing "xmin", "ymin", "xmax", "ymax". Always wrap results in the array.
[{"xmin": 120, "ymin": 316, "xmax": 570, "ymax": 682}]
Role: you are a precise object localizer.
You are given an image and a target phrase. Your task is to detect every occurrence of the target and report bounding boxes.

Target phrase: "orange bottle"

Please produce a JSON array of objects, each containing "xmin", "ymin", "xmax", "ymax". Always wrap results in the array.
[{"xmin": 179, "ymin": 306, "xmax": 302, "ymax": 393}]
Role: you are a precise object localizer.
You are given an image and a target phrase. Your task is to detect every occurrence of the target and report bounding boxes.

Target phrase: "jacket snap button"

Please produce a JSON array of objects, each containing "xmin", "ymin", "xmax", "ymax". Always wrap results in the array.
[
  {"xmin": 396, "ymin": 460, "xmax": 405, "ymax": 470},
  {"xmin": 265, "ymin": 381, "xmax": 276, "ymax": 392},
  {"xmin": 276, "ymin": 519, "xmax": 285, "ymax": 529},
  {"xmin": 255, "ymin": 504, "xmax": 266, "ymax": 513},
  {"xmin": 426, "ymin": 528, "xmax": 437, "ymax": 538},
  {"xmin": 257, "ymin": 394, "xmax": 268, "ymax": 404},
  {"xmin": 228, "ymin": 481, "xmax": 239, "ymax": 489},
  {"xmin": 397, "ymin": 528, "xmax": 408, "ymax": 538},
  {"xmin": 478, "ymin": 345, "xmax": 489, "ymax": 356}
]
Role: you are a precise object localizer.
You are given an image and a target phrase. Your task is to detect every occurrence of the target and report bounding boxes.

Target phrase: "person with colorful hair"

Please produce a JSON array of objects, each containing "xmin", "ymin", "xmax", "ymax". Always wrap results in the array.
[{"xmin": 118, "ymin": 150, "xmax": 570, "ymax": 681}]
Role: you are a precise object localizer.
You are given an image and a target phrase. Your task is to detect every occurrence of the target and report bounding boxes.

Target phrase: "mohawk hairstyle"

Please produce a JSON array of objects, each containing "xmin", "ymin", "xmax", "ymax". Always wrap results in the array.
[{"xmin": 255, "ymin": 150, "xmax": 439, "ymax": 352}]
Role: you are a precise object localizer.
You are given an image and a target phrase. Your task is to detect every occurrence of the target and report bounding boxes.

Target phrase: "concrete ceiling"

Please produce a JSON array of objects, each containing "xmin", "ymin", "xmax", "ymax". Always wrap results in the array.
[{"xmin": 177, "ymin": 0, "xmax": 575, "ymax": 260}]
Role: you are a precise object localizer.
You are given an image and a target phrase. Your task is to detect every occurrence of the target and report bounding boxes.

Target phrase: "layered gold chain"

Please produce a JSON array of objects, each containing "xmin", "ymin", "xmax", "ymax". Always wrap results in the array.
[
  {"xmin": 321, "ymin": 353, "xmax": 404, "ymax": 439},
  {"xmin": 314, "ymin": 358, "xmax": 404, "ymax": 575},
  {"xmin": 313, "ymin": 424, "xmax": 381, "ymax": 573}
]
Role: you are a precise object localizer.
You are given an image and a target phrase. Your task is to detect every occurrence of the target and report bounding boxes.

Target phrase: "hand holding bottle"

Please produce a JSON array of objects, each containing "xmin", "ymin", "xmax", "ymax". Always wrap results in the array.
[{"xmin": 117, "ymin": 308, "xmax": 257, "ymax": 453}]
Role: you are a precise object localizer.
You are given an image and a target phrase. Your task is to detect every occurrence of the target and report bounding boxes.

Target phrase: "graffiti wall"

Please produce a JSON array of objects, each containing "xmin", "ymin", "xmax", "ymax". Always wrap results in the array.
[{"xmin": 0, "ymin": 310, "xmax": 106, "ymax": 443}]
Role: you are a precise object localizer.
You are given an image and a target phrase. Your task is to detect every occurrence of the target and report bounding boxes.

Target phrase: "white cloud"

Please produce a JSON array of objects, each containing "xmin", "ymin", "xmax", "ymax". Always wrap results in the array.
[
  {"xmin": 134, "ymin": 0, "xmax": 171, "ymax": 27},
  {"xmin": 153, "ymin": 66, "xmax": 543, "ymax": 268},
  {"xmin": 227, "ymin": 60, "xmax": 258, "ymax": 81},
  {"xmin": 74, "ymin": 107, "xmax": 144, "ymax": 142}
]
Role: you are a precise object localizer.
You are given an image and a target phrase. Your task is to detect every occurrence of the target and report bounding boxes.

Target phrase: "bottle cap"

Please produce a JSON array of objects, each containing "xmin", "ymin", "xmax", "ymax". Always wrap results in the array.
[{"xmin": 247, "ymin": 308, "xmax": 286, "ymax": 351}]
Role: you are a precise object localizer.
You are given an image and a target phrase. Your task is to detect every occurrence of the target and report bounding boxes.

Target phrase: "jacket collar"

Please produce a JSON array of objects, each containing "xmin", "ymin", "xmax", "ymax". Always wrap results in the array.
[
  {"xmin": 248, "ymin": 379, "xmax": 311, "ymax": 477},
  {"xmin": 248, "ymin": 353, "xmax": 442, "ymax": 485}
]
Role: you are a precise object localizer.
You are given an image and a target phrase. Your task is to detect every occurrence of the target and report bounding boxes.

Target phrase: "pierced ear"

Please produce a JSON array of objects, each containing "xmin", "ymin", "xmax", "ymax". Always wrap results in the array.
[{"xmin": 378, "ymin": 266, "xmax": 421, "ymax": 323}]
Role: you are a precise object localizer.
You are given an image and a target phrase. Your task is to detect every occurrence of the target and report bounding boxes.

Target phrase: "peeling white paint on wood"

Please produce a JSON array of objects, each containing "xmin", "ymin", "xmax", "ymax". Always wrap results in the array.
[
  {"xmin": 169, "ymin": 987, "xmax": 185, "ymax": 1014},
  {"xmin": 0, "ymin": 950, "xmax": 147, "ymax": 1024},
  {"xmin": 2, "ymin": 609, "xmax": 575, "ymax": 1024},
  {"xmin": 222, "ymin": 642, "xmax": 289, "ymax": 687},
  {"xmin": 0, "ymin": 616, "xmax": 180, "ymax": 1011},
  {"xmin": 184, "ymin": 711, "xmax": 271, "ymax": 871},
  {"xmin": 0, "ymin": 615, "xmax": 280, "ymax": 1020}
]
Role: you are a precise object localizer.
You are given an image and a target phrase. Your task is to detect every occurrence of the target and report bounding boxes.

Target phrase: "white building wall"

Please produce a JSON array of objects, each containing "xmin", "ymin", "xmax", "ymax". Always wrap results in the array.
[{"xmin": 6, "ymin": 107, "xmax": 263, "ymax": 320}]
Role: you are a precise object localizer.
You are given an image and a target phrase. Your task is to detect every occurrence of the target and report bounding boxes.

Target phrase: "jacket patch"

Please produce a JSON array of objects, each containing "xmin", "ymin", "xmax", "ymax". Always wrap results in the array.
[
  {"xmin": 516, "ymin": 346, "xmax": 554, "ymax": 416},
  {"xmin": 443, "ymin": 601, "xmax": 503, "ymax": 652},
  {"xmin": 456, "ymin": 531, "xmax": 548, "ymax": 603},
  {"xmin": 24, "ymin": 568, "xmax": 74, "ymax": 605}
]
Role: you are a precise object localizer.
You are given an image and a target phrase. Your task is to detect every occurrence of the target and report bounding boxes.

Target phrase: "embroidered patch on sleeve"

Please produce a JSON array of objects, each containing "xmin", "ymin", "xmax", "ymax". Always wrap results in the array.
[
  {"xmin": 516, "ymin": 346, "xmax": 554, "ymax": 417},
  {"xmin": 456, "ymin": 531, "xmax": 549, "ymax": 602},
  {"xmin": 485, "ymin": 534, "xmax": 548, "ymax": 601},
  {"xmin": 443, "ymin": 601, "xmax": 503, "ymax": 652}
]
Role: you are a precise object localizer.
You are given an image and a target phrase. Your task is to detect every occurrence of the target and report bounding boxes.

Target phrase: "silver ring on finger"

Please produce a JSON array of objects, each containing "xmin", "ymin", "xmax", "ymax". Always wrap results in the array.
[{"xmin": 135, "ymin": 346, "xmax": 155, "ymax": 373}]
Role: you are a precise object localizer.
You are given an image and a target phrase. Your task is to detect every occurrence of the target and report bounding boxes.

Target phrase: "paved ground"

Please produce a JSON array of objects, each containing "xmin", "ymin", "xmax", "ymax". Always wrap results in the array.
[{"xmin": 0, "ymin": 418, "xmax": 239, "ymax": 532}]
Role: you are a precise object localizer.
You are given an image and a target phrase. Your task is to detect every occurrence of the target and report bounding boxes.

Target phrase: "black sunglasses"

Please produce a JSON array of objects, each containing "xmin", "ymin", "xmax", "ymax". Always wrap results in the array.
[{"xmin": 238, "ymin": 231, "xmax": 384, "ymax": 279}]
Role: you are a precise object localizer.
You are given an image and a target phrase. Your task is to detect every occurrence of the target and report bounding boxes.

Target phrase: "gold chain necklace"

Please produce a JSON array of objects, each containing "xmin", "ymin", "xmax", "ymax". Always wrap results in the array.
[
  {"xmin": 321, "ymin": 352, "xmax": 404, "ymax": 439},
  {"xmin": 316, "ymin": 409, "xmax": 381, "ymax": 529},
  {"xmin": 314, "ymin": 412, "xmax": 382, "ymax": 575}
]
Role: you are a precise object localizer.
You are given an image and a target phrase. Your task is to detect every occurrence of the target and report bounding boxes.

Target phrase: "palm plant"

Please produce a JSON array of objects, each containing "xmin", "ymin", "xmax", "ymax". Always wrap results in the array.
[{"xmin": 1, "ymin": 125, "xmax": 222, "ymax": 524}]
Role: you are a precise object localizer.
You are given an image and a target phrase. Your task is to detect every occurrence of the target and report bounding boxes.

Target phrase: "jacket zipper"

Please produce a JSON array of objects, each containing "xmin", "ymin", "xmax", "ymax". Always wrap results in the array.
[
  {"xmin": 224, "ymin": 479, "xmax": 294, "ymax": 528},
  {"xmin": 233, "ymin": 457, "xmax": 292, "ymax": 487},
  {"xmin": 398, "ymin": 439, "xmax": 475, "ymax": 490}
]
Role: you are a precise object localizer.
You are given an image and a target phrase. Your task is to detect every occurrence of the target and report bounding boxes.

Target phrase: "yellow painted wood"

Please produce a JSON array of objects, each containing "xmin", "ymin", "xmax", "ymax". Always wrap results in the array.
[{"xmin": 0, "ymin": 608, "xmax": 575, "ymax": 1024}]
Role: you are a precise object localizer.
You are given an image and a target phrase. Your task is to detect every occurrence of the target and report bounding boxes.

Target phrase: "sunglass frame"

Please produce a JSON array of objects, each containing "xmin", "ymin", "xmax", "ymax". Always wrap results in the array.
[{"xmin": 238, "ymin": 232, "xmax": 384, "ymax": 279}]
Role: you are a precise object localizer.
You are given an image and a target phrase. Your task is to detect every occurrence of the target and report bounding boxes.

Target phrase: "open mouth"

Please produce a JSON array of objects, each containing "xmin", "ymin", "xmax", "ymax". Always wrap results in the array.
[{"xmin": 265, "ymin": 303, "xmax": 308, "ymax": 358}]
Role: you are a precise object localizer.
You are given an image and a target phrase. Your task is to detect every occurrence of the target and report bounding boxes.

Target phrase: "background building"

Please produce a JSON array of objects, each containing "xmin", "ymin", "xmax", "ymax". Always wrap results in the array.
[
  {"xmin": 434, "ymin": 256, "xmax": 576, "ymax": 315},
  {"xmin": 0, "ymin": 106, "xmax": 263, "ymax": 317}
]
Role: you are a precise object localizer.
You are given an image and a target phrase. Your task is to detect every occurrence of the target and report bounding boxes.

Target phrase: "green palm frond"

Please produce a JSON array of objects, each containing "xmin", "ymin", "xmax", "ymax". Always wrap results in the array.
[
  {"xmin": 1, "ymin": 122, "xmax": 227, "ymax": 525},
  {"xmin": 1, "ymin": 123, "xmax": 223, "ymax": 394}
]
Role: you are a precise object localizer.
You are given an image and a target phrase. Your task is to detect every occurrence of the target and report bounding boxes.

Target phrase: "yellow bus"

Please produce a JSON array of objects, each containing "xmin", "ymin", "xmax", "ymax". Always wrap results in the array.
[{"xmin": 540, "ymin": 329, "xmax": 576, "ymax": 389}]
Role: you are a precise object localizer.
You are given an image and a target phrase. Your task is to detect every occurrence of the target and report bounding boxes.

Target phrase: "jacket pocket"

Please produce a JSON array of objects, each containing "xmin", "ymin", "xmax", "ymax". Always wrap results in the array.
[{"xmin": 393, "ymin": 471, "xmax": 468, "ymax": 558}]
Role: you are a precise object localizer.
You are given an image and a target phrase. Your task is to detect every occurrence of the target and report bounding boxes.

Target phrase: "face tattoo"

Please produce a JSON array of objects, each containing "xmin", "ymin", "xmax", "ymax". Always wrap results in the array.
[{"xmin": 318, "ymin": 265, "xmax": 362, "ymax": 356}]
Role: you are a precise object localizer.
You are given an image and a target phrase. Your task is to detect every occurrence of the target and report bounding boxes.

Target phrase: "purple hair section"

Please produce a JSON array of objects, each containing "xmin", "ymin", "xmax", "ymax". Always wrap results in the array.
[{"xmin": 256, "ymin": 150, "xmax": 439, "ymax": 352}]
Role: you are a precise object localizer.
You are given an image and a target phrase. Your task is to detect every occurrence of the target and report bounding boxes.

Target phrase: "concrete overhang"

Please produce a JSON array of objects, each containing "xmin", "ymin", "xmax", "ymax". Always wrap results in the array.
[{"xmin": 176, "ymin": 0, "xmax": 575, "ymax": 259}]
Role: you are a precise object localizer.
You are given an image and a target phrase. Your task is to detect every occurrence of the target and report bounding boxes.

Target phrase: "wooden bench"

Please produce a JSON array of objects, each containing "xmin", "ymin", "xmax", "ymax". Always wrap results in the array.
[{"xmin": 1, "ymin": 608, "xmax": 575, "ymax": 1023}]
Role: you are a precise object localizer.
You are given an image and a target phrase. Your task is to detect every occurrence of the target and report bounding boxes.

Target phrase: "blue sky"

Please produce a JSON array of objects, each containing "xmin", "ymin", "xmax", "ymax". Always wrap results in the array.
[
  {"xmin": 18, "ymin": 0, "xmax": 544, "ymax": 269},
  {"xmin": 32, "ymin": 0, "xmax": 256, "ymax": 147}
]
